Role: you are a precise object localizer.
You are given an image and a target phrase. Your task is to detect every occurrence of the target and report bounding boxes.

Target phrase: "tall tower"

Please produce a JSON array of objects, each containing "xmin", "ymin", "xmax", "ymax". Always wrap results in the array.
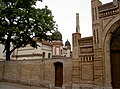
[
  {"xmin": 91, "ymin": 0, "xmax": 102, "ymax": 47},
  {"xmin": 91, "ymin": 0, "xmax": 103, "ymax": 87},
  {"xmin": 72, "ymin": 13, "xmax": 81, "ymax": 59},
  {"xmin": 76, "ymin": 13, "xmax": 80, "ymax": 33},
  {"xmin": 72, "ymin": 13, "xmax": 81, "ymax": 84}
]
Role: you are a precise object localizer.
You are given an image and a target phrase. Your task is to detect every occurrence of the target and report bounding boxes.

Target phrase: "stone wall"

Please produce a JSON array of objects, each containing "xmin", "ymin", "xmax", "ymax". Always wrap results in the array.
[
  {"xmin": 72, "ymin": 59, "xmax": 94, "ymax": 89},
  {"xmin": 0, "ymin": 58, "xmax": 72, "ymax": 88},
  {"xmin": 0, "ymin": 61, "xmax": 4, "ymax": 80}
]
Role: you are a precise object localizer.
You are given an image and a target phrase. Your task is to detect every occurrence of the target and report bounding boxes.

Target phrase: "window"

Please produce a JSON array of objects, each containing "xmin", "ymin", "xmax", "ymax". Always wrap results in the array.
[
  {"xmin": 48, "ymin": 53, "xmax": 51, "ymax": 58},
  {"xmin": 42, "ymin": 52, "xmax": 45, "ymax": 58},
  {"xmin": 86, "ymin": 57, "xmax": 88, "ymax": 60},
  {"xmin": 56, "ymin": 48, "xmax": 59, "ymax": 55},
  {"xmin": 92, "ymin": 8, "xmax": 94, "ymax": 21},
  {"xmin": 61, "ymin": 50, "xmax": 62, "ymax": 55},
  {"xmin": 93, "ymin": 30, "xmax": 96, "ymax": 44},
  {"xmin": 92, "ymin": 57, "xmax": 94, "ymax": 60},
  {"xmin": 95, "ymin": 7, "xmax": 97, "ymax": 20},
  {"xmin": 97, "ymin": 29, "xmax": 99, "ymax": 44}
]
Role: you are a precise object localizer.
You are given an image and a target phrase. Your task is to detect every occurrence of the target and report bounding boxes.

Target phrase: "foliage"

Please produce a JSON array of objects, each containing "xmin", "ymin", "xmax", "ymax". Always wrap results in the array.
[{"xmin": 0, "ymin": 0, "xmax": 56, "ymax": 60}]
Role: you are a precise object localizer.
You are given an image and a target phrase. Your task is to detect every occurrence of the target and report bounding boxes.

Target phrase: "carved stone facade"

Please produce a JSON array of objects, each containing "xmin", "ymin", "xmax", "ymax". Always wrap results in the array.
[
  {"xmin": 12, "ymin": 40, "xmax": 71, "ymax": 60},
  {"xmin": 72, "ymin": 0, "xmax": 120, "ymax": 89}
]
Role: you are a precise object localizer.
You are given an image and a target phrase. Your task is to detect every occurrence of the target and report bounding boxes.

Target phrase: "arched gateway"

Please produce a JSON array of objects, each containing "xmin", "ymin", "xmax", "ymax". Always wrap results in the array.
[{"xmin": 111, "ymin": 27, "xmax": 120, "ymax": 89}]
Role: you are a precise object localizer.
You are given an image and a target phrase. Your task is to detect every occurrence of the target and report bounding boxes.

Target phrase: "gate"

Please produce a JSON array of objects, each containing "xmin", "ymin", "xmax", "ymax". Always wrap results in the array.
[{"xmin": 111, "ymin": 28, "xmax": 120, "ymax": 89}]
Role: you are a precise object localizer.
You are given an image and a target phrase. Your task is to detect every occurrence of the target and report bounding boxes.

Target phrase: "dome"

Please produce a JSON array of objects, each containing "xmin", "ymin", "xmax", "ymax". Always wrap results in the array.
[
  {"xmin": 65, "ymin": 39, "xmax": 71, "ymax": 46},
  {"xmin": 52, "ymin": 30, "xmax": 62, "ymax": 41}
]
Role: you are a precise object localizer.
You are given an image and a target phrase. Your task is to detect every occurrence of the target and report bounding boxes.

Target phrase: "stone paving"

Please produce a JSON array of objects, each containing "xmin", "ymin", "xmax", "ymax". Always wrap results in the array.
[{"xmin": 0, "ymin": 82, "xmax": 48, "ymax": 89}]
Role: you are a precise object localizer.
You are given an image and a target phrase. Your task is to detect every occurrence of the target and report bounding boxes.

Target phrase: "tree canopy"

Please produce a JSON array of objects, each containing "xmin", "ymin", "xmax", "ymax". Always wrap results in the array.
[{"xmin": 0, "ymin": 0, "xmax": 56, "ymax": 60}]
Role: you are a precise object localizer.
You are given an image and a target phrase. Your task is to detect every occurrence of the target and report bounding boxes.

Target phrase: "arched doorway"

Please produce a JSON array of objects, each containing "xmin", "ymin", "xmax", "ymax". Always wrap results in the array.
[
  {"xmin": 54, "ymin": 62, "xmax": 63, "ymax": 87},
  {"xmin": 110, "ymin": 27, "xmax": 120, "ymax": 89}
]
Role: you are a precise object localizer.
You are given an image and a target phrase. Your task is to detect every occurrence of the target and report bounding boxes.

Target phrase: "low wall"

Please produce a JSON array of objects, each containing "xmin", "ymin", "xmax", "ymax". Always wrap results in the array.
[
  {"xmin": 0, "ymin": 61, "xmax": 4, "ymax": 80},
  {"xmin": 0, "ymin": 58, "xmax": 72, "ymax": 88}
]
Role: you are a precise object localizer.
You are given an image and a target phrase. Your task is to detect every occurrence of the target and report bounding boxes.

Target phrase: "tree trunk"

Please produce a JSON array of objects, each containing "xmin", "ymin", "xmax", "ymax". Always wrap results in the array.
[
  {"xmin": 6, "ymin": 50, "xmax": 10, "ymax": 61},
  {"xmin": 6, "ymin": 41, "xmax": 11, "ymax": 61},
  {"xmin": 6, "ymin": 33, "xmax": 12, "ymax": 61}
]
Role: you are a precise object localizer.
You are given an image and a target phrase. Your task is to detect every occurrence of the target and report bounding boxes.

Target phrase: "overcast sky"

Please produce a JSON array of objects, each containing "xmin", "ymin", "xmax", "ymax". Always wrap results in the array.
[{"xmin": 36, "ymin": 0, "xmax": 113, "ymax": 44}]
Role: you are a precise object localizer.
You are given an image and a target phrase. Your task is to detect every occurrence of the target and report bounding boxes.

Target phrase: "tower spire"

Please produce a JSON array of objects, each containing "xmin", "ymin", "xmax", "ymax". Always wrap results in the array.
[{"xmin": 76, "ymin": 13, "xmax": 80, "ymax": 33}]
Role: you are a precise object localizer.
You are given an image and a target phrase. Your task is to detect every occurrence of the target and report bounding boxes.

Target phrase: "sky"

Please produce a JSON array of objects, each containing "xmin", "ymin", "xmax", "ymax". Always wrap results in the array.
[{"xmin": 36, "ymin": 0, "xmax": 113, "ymax": 44}]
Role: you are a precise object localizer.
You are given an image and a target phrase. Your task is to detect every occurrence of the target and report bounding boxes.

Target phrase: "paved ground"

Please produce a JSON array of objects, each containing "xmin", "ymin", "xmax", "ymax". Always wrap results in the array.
[{"xmin": 0, "ymin": 82, "xmax": 48, "ymax": 89}]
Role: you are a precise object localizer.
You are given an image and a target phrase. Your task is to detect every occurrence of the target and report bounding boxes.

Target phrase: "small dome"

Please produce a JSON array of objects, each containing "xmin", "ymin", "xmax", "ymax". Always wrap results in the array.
[
  {"xmin": 52, "ymin": 30, "xmax": 62, "ymax": 41},
  {"xmin": 65, "ymin": 39, "xmax": 71, "ymax": 46}
]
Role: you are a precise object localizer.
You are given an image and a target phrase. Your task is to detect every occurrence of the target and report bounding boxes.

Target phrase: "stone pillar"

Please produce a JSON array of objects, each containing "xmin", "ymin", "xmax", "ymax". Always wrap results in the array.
[{"xmin": 76, "ymin": 13, "xmax": 80, "ymax": 33}]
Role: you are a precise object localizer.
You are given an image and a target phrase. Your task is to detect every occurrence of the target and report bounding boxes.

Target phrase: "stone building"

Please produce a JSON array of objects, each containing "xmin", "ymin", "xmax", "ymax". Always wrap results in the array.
[
  {"xmin": 72, "ymin": 0, "xmax": 120, "ymax": 89},
  {"xmin": 0, "ymin": 44, "xmax": 5, "ymax": 60},
  {"xmin": 0, "ymin": 28, "xmax": 72, "ymax": 89},
  {"xmin": 0, "ymin": 0, "xmax": 120, "ymax": 89},
  {"xmin": 12, "ymin": 30, "xmax": 71, "ymax": 60},
  {"xmin": 0, "ymin": 30, "xmax": 72, "ymax": 89}
]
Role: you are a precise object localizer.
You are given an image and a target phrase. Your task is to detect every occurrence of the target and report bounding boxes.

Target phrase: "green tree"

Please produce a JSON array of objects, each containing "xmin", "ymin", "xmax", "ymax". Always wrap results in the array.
[{"xmin": 0, "ymin": 0, "xmax": 55, "ymax": 60}]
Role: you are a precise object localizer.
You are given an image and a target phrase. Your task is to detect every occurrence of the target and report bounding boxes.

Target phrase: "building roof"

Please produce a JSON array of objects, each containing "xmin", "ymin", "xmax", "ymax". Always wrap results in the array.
[
  {"xmin": 65, "ymin": 39, "xmax": 71, "ymax": 46},
  {"xmin": 98, "ymin": 2, "xmax": 117, "ymax": 12},
  {"xmin": 52, "ymin": 30, "xmax": 62, "ymax": 41}
]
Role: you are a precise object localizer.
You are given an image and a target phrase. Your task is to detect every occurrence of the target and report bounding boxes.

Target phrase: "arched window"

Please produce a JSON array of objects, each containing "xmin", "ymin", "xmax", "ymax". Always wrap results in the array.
[
  {"xmin": 93, "ymin": 30, "xmax": 96, "ymax": 44},
  {"xmin": 92, "ymin": 8, "xmax": 94, "ymax": 21},
  {"xmin": 48, "ymin": 53, "xmax": 51, "ymax": 58},
  {"xmin": 96, "ymin": 29, "xmax": 99, "ymax": 44},
  {"xmin": 95, "ymin": 7, "xmax": 97, "ymax": 20},
  {"xmin": 64, "ymin": 55, "xmax": 66, "ymax": 57},
  {"xmin": 42, "ymin": 52, "xmax": 45, "ymax": 58},
  {"xmin": 61, "ymin": 50, "xmax": 62, "ymax": 54}
]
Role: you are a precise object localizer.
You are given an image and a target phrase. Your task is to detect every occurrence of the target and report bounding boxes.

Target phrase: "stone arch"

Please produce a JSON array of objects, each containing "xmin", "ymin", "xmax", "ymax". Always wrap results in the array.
[
  {"xmin": 110, "ymin": 27, "xmax": 120, "ymax": 88},
  {"xmin": 102, "ymin": 16, "xmax": 120, "ymax": 88},
  {"xmin": 54, "ymin": 62, "xmax": 63, "ymax": 87}
]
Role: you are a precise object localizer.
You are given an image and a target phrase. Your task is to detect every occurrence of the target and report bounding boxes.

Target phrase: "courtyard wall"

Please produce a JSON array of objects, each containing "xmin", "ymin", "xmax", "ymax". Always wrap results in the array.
[{"xmin": 0, "ymin": 58, "xmax": 72, "ymax": 88}]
